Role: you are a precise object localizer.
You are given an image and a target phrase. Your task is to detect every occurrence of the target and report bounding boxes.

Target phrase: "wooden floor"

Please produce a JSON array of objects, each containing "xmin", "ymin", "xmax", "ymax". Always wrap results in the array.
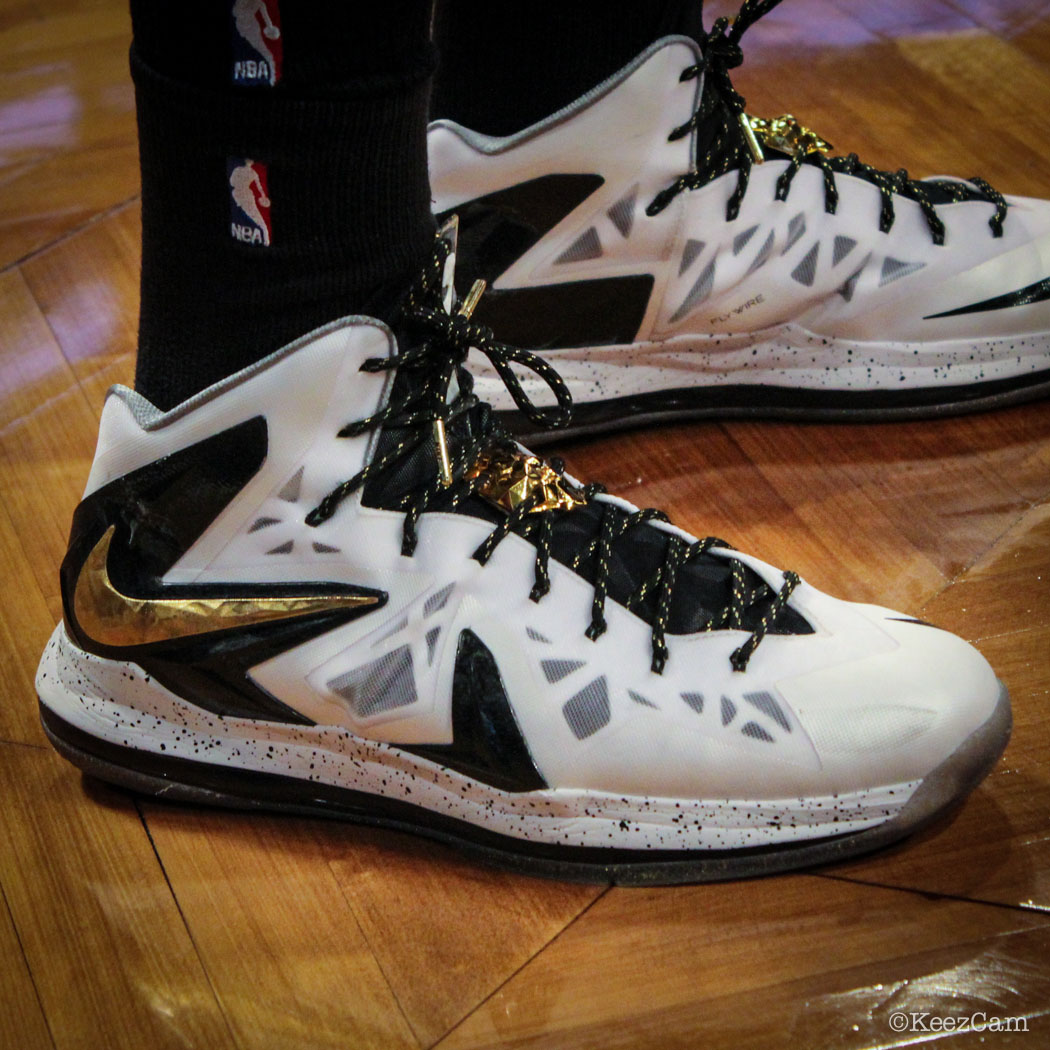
[{"xmin": 2, "ymin": 1, "xmax": 1049, "ymax": 1047}]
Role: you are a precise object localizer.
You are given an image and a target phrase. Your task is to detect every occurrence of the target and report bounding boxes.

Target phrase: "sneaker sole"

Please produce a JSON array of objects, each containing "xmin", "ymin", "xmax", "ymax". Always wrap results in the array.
[
  {"xmin": 37, "ymin": 628, "xmax": 1012, "ymax": 886},
  {"xmin": 498, "ymin": 368, "xmax": 1050, "ymax": 445}
]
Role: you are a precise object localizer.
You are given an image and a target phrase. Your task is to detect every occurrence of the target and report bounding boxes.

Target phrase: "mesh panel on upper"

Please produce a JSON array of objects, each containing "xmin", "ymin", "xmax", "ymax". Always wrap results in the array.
[
  {"xmin": 563, "ymin": 676, "xmax": 611, "ymax": 740},
  {"xmin": 328, "ymin": 645, "xmax": 418, "ymax": 718}
]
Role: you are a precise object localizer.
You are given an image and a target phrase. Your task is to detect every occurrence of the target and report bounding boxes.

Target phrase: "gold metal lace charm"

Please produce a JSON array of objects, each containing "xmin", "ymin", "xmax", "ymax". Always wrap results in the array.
[
  {"xmin": 467, "ymin": 447, "xmax": 587, "ymax": 515},
  {"xmin": 746, "ymin": 114, "xmax": 833, "ymax": 160}
]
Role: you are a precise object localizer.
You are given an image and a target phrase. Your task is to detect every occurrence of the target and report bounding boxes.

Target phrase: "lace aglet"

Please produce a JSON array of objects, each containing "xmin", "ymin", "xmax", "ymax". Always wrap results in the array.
[
  {"xmin": 433, "ymin": 418, "xmax": 453, "ymax": 488},
  {"xmin": 739, "ymin": 113, "xmax": 765, "ymax": 164},
  {"xmin": 458, "ymin": 279, "xmax": 487, "ymax": 319}
]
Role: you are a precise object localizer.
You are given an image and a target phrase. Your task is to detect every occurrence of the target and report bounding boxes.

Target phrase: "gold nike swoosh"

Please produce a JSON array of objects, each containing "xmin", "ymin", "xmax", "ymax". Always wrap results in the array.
[{"xmin": 73, "ymin": 526, "xmax": 378, "ymax": 648}]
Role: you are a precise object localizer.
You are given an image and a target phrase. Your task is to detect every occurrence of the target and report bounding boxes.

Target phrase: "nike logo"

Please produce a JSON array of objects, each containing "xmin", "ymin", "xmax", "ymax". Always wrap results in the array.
[
  {"xmin": 924, "ymin": 275, "xmax": 1050, "ymax": 319},
  {"xmin": 74, "ymin": 526, "xmax": 379, "ymax": 649}
]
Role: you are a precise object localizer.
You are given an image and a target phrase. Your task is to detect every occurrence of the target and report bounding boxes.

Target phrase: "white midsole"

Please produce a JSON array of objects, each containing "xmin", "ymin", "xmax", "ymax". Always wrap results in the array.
[
  {"xmin": 468, "ymin": 324, "xmax": 1050, "ymax": 409},
  {"xmin": 37, "ymin": 623, "xmax": 918, "ymax": 851}
]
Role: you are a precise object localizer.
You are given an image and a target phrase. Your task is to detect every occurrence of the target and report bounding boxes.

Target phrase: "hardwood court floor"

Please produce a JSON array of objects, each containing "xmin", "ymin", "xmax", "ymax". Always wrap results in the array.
[{"xmin": 1, "ymin": 1, "xmax": 1049, "ymax": 1048}]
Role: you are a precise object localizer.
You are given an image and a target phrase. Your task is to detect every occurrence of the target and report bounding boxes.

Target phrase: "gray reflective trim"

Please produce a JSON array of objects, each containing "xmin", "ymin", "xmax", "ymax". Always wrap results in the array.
[{"xmin": 107, "ymin": 316, "xmax": 396, "ymax": 432}]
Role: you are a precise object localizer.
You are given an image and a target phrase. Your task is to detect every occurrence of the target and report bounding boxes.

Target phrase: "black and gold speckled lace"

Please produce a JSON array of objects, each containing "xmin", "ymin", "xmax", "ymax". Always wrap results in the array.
[
  {"xmin": 647, "ymin": 0, "xmax": 1008, "ymax": 245},
  {"xmin": 307, "ymin": 235, "xmax": 802, "ymax": 672}
]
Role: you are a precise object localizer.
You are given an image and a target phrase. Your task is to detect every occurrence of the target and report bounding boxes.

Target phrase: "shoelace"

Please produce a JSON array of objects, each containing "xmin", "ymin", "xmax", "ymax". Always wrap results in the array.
[
  {"xmin": 306, "ymin": 236, "xmax": 800, "ymax": 673},
  {"xmin": 647, "ymin": 0, "xmax": 1008, "ymax": 246}
]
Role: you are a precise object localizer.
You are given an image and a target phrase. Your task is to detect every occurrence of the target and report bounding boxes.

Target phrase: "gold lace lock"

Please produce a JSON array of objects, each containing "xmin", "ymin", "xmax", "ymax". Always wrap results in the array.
[
  {"xmin": 746, "ymin": 113, "xmax": 833, "ymax": 158},
  {"xmin": 467, "ymin": 446, "xmax": 587, "ymax": 515}
]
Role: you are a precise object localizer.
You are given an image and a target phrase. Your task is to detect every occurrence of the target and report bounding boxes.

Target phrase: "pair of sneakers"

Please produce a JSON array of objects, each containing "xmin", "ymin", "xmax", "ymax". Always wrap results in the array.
[{"xmin": 39, "ymin": 8, "xmax": 1043, "ymax": 883}]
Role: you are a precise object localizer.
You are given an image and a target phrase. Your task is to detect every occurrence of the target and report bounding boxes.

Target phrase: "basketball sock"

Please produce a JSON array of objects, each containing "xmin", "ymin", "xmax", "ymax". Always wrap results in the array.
[
  {"xmin": 129, "ymin": 1, "xmax": 436, "ymax": 410},
  {"xmin": 430, "ymin": 0, "xmax": 703, "ymax": 137}
]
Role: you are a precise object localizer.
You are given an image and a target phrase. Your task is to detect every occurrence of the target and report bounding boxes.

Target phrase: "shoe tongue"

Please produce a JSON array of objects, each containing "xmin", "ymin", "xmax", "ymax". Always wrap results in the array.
[{"xmin": 362, "ymin": 218, "xmax": 490, "ymax": 512}]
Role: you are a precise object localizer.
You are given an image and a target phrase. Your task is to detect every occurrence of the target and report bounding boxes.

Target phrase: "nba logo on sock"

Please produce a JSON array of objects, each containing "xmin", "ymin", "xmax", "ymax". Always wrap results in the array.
[
  {"xmin": 231, "ymin": 0, "xmax": 283, "ymax": 86},
  {"xmin": 228, "ymin": 158, "xmax": 272, "ymax": 246}
]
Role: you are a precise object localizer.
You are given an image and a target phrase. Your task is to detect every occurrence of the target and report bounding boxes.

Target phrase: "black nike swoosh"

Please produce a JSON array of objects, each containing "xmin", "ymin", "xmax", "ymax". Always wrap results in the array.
[{"xmin": 924, "ymin": 275, "xmax": 1050, "ymax": 319}]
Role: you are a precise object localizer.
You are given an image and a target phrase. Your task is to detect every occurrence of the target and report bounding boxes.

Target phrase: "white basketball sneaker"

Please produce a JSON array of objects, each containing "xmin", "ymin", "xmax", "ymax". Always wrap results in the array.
[
  {"xmin": 37, "ymin": 231, "xmax": 1010, "ymax": 883},
  {"xmin": 428, "ymin": 1, "xmax": 1050, "ymax": 440}
]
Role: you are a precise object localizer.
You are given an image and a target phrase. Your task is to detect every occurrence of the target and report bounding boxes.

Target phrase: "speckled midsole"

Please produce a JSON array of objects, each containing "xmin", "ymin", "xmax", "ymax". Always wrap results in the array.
[
  {"xmin": 37, "ymin": 622, "xmax": 919, "ymax": 851},
  {"xmin": 467, "ymin": 324, "xmax": 1050, "ymax": 411}
]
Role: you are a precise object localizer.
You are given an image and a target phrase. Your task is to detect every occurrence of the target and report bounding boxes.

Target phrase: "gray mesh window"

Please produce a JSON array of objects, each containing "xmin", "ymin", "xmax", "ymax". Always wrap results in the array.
[
  {"xmin": 541, "ymin": 658, "xmax": 586, "ymax": 684},
  {"xmin": 745, "ymin": 691, "xmax": 791, "ymax": 732},
  {"xmin": 424, "ymin": 583, "xmax": 455, "ymax": 617},
  {"xmin": 563, "ymin": 677, "xmax": 611, "ymax": 740},
  {"xmin": 671, "ymin": 259, "xmax": 716, "ymax": 322},
  {"xmin": 791, "ymin": 243, "xmax": 819, "ymax": 287},
  {"xmin": 555, "ymin": 226, "xmax": 602, "ymax": 264},
  {"xmin": 328, "ymin": 645, "xmax": 418, "ymax": 719},
  {"xmin": 278, "ymin": 466, "xmax": 303, "ymax": 502},
  {"xmin": 742, "ymin": 721, "xmax": 775, "ymax": 743},
  {"xmin": 721, "ymin": 696, "xmax": 737, "ymax": 726},
  {"xmin": 681, "ymin": 692, "xmax": 705, "ymax": 714},
  {"xmin": 607, "ymin": 185, "xmax": 638, "ymax": 238},
  {"xmin": 679, "ymin": 238, "xmax": 705, "ymax": 275}
]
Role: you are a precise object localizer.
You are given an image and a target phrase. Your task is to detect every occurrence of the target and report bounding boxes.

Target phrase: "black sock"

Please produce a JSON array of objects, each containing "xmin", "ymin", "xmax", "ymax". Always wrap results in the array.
[
  {"xmin": 431, "ymin": 0, "xmax": 703, "ymax": 137},
  {"xmin": 129, "ymin": 1, "xmax": 436, "ymax": 410}
]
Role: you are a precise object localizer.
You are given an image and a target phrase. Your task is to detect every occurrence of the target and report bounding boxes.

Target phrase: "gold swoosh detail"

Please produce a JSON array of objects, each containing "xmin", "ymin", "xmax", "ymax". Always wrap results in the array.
[{"xmin": 74, "ymin": 526, "xmax": 378, "ymax": 648}]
